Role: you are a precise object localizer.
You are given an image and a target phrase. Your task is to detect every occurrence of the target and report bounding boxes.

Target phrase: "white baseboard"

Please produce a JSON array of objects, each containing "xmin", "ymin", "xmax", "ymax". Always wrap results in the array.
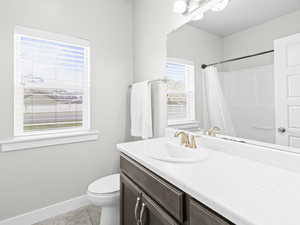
[{"xmin": 0, "ymin": 195, "xmax": 90, "ymax": 225}]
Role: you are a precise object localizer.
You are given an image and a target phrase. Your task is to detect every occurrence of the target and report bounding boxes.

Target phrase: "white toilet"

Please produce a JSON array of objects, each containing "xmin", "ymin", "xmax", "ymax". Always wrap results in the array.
[{"xmin": 87, "ymin": 174, "xmax": 120, "ymax": 225}]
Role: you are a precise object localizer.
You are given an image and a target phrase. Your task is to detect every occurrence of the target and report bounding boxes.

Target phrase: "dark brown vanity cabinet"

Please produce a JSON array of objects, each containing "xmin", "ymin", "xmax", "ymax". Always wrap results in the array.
[
  {"xmin": 120, "ymin": 174, "xmax": 142, "ymax": 225},
  {"xmin": 121, "ymin": 174, "xmax": 180, "ymax": 225},
  {"xmin": 189, "ymin": 199, "xmax": 233, "ymax": 225},
  {"xmin": 120, "ymin": 154, "xmax": 235, "ymax": 225}
]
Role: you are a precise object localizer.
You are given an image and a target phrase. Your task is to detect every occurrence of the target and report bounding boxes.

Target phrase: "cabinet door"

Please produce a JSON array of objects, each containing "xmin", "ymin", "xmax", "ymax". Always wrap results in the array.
[
  {"xmin": 120, "ymin": 154, "xmax": 184, "ymax": 222},
  {"xmin": 121, "ymin": 174, "xmax": 142, "ymax": 225},
  {"xmin": 139, "ymin": 193, "xmax": 180, "ymax": 225}
]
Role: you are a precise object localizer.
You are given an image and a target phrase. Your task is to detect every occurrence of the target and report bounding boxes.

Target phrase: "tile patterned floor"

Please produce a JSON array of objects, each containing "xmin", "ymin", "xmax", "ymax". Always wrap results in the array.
[{"xmin": 33, "ymin": 205, "xmax": 101, "ymax": 225}]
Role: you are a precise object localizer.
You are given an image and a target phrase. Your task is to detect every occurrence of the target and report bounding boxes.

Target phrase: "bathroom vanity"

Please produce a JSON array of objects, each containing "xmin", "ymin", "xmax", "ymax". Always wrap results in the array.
[
  {"xmin": 120, "ymin": 153, "xmax": 233, "ymax": 225},
  {"xmin": 118, "ymin": 137, "xmax": 300, "ymax": 225},
  {"xmin": 118, "ymin": 1, "xmax": 300, "ymax": 225}
]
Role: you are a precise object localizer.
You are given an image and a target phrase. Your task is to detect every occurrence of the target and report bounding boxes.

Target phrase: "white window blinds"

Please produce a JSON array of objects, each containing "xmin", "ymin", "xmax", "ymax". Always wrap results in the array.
[
  {"xmin": 14, "ymin": 27, "xmax": 90, "ymax": 135},
  {"xmin": 166, "ymin": 60, "xmax": 195, "ymax": 123}
]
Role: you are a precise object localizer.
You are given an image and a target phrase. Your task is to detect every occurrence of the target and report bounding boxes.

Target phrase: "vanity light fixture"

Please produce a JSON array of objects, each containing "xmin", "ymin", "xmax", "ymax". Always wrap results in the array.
[
  {"xmin": 173, "ymin": 0, "xmax": 230, "ymax": 20},
  {"xmin": 173, "ymin": 0, "xmax": 188, "ymax": 14}
]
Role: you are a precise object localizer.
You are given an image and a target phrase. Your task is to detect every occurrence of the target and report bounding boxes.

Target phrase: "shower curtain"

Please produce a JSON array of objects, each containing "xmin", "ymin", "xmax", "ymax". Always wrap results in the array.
[{"xmin": 202, "ymin": 66, "xmax": 236, "ymax": 136}]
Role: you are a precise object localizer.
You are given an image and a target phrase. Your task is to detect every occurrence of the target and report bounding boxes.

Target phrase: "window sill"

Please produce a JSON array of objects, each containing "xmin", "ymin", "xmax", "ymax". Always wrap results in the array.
[
  {"xmin": 168, "ymin": 120, "xmax": 200, "ymax": 127},
  {"xmin": 0, "ymin": 130, "xmax": 99, "ymax": 152}
]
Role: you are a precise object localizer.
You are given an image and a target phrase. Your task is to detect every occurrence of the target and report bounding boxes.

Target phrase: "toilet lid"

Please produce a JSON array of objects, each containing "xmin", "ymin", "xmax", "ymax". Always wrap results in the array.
[{"xmin": 88, "ymin": 174, "xmax": 120, "ymax": 194}]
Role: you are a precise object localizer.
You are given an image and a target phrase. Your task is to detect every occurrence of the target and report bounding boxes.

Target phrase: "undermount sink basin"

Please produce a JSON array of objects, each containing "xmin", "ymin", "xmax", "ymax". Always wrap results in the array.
[{"xmin": 145, "ymin": 141, "xmax": 208, "ymax": 163}]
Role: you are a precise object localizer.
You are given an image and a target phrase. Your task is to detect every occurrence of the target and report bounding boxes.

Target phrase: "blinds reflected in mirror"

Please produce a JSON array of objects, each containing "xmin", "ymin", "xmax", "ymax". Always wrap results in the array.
[{"xmin": 166, "ymin": 60, "xmax": 195, "ymax": 123}]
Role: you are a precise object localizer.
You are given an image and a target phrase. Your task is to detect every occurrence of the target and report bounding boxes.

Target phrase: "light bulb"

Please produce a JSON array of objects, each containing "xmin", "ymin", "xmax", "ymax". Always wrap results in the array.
[
  {"xmin": 191, "ymin": 12, "xmax": 204, "ymax": 21},
  {"xmin": 173, "ymin": 0, "xmax": 188, "ymax": 14},
  {"xmin": 211, "ymin": 0, "xmax": 229, "ymax": 12}
]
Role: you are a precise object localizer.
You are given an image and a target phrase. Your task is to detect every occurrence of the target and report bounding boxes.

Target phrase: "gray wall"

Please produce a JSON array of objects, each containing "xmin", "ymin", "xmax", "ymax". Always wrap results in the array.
[
  {"xmin": 0, "ymin": 0, "xmax": 132, "ymax": 220},
  {"xmin": 167, "ymin": 24, "xmax": 223, "ymax": 126},
  {"xmin": 167, "ymin": 25, "xmax": 223, "ymax": 65},
  {"xmin": 223, "ymin": 9, "xmax": 300, "ymax": 71},
  {"xmin": 133, "ymin": 0, "xmax": 188, "ymax": 82}
]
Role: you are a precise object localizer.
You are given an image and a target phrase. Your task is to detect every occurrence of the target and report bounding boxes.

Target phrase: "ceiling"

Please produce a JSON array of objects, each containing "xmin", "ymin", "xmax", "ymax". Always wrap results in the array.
[{"xmin": 189, "ymin": 0, "xmax": 300, "ymax": 37}]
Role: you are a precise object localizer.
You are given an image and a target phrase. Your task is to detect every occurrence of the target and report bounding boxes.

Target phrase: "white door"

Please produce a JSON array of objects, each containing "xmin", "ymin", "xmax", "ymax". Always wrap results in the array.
[{"xmin": 274, "ymin": 33, "xmax": 300, "ymax": 148}]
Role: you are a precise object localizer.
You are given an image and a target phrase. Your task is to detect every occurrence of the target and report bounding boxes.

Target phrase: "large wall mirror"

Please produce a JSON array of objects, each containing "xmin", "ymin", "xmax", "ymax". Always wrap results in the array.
[{"xmin": 166, "ymin": 0, "xmax": 300, "ymax": 153}]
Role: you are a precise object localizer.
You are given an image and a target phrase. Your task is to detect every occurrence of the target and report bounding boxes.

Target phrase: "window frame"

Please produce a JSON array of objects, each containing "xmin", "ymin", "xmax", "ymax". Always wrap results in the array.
[
  {"xmin": 166, "ymin": 58, "xmax": 196, "ymax": 125},
  {"xmin": 14, "ymin": 26, "xmax": 91, "ymax": 137}
]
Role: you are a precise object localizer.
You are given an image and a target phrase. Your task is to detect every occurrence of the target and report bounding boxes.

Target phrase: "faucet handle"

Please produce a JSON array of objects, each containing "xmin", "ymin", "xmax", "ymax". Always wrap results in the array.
[
  {"xmin": 207, "ymin": 126, "xmax": 221, "ymax": 137},
  {"xmin": 190, "ymin": 135, "xmax": 197, "ymax": 149},
  {"xmin": 174, "ymin": 131, "xmax": 182, "ymax": 137}
]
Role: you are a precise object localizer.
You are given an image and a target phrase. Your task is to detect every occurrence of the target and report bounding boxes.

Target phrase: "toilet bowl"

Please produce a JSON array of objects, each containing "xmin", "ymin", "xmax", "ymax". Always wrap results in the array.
[{"xmin": 87, "ymin": 174, "xmax": 120, "ymax": 225}]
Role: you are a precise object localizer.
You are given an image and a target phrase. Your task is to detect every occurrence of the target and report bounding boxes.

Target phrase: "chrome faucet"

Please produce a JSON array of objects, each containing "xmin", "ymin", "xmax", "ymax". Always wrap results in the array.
[
  {"xmin": 206, "ymin": 126, "xmax": 221, "ymax": 137},
  {"xmin": 174, "ymin": 131, "xmax": 197, "ymax": 149}
]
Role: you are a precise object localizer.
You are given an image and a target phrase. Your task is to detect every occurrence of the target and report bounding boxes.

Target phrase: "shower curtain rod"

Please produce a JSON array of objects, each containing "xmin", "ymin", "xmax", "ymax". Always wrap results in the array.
[{"xmin": 201, "ymin": 50, "xmax": 274, "ymax": 69}]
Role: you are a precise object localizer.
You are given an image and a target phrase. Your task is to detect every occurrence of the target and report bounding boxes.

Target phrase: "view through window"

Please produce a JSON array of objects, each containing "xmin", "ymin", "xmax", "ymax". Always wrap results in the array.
[
  {"xmin": 166, "ymin": 59, "xmax": 195, "ymax": 124},
  {"xmin": 14, "ymin": 27, "xmax": 90, "ymax": 135}
]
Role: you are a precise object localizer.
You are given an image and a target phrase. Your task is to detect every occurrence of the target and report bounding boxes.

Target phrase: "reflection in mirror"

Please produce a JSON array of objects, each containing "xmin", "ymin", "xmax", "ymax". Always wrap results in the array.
[{"xmin": 166, "ymin": 0, "xmax": 300, "ymax": 153}]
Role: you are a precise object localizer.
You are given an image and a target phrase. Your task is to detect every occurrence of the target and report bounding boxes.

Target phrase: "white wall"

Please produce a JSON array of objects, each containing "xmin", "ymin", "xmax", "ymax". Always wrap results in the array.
[
  {"xmin": 167, "ymin": 24, "xmax": 223, "ymax": 124},
  {"xmin": 167, "ymin": 25, "xmax": 223, "ymax": 65},
  {"xmin": 223, "ymin": 9, "xmax": 300, "ymax": 71},
  {"xmin": 0, "ymin": 0, "xmax": 132, "ymax": 220},
  {"xmin": 133, "ymin": 0, "xmax": 189, "ymax": 82}
]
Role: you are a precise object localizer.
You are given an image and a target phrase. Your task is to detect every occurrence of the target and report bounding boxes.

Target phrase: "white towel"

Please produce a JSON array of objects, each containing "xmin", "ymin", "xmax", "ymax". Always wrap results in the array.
[
  {"xmin": 130, "ymin": 81, "xmax": 153, "ymax": 139},
  {"xmin": 151, "ymin": 82, "xmax": 167, "ymax": 137}
]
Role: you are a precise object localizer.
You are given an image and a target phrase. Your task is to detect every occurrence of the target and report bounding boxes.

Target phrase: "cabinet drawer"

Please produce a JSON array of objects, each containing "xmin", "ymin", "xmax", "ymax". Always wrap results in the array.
[
  {"xmin": 189, "ymin": 199, "xmax": 234, "ymax": 225},
  {"xmin": 120, "ymin": 154, "xmax": 184, "ymax": 222}
]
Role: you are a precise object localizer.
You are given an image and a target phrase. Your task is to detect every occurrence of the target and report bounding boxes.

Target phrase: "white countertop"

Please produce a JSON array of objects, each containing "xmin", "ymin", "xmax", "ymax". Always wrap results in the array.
[{"xmin": 117, "ymin": 137, "xmax": 300, "ymax": 225}]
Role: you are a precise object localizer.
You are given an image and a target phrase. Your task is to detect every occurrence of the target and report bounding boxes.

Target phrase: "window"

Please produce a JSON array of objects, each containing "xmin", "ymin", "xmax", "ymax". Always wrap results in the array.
[
  {"xmin": 14, "ymin": 26, "xmax": 90, "ymax": 136},
  {"xmin": 166, "ymin": 59, "xmax": 195, "ymax": 124}
]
